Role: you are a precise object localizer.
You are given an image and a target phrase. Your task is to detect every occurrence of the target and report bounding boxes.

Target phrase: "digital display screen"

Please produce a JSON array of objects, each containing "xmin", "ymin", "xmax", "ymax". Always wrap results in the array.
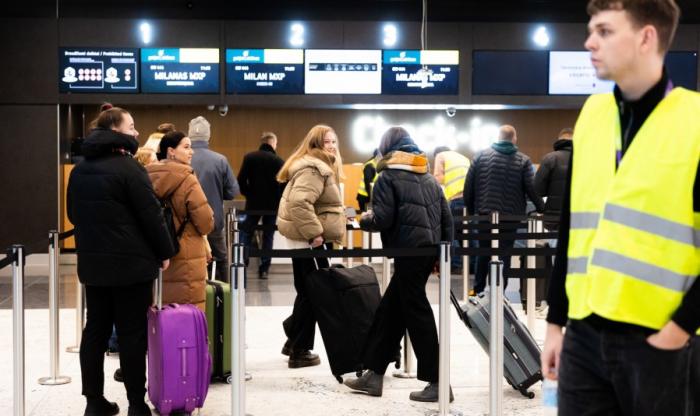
[
  {"xmin": 548, "ymin": 51, "xmax": 614, "ymax": 95},
  {"xmin": 59, "ymin": 48, "xmax": 138, "ymax": 93},
  {"xmin": 226, "ymin": 49, "xmax": 304, "ymax": 94},
  {"xmin": 472, "ymin": 50, "xmax": 549, "ymax": 95},
  {"xmin": 304, "ymin": 49, "xmax": 381, "ymax": 94},
  {"xmin": 140, "ymin": 48, "xmax": 219, "ymax": 93},
  {"xmin": 382, "ymin": 50, "xmax": 459, "ymax": 95}
]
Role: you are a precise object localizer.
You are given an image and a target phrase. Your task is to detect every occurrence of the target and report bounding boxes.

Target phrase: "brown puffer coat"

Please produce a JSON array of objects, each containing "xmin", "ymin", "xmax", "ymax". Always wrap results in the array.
[
  {"xmin": 147, "ymin": 160, "xmax": 214, "ymax": 311},
  {"xmin": 277, "ymin": 153, "xmax": 346, "ymax": 244}
]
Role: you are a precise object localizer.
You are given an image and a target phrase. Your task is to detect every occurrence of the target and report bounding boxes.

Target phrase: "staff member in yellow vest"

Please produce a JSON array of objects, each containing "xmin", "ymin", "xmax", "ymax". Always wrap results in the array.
[
  {"xmin": 434, "ymin": 146, "xmax": 471, "ymax": 273},
  {"xmin": 356, "ymin": 149, "xmax": 379, "ymax": 212},
  {"xmin": 541, "ymin": 1, "xmax": 700, "ymax": 414}
]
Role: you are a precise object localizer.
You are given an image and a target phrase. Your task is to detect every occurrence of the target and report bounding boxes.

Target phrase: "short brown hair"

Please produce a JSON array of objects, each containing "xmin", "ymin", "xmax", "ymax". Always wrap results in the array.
[
  {"xmin": 95, "ymin": 107, "xmax": 130, "ymax": 130},
  {"xmin": 157, "ymin": 123, "xmax": 175, "ymax": 134},
  {"xmin": 587, "ymin": 0, "xmax": 680, "ymax": 52},
  {"xmin": 260, "ymin": 131, "xmax": 277, "ymax": 144},
  {"xmin": 558, "ymin": 128, "xmax": 574, "ymax": 139},
  {"xmin": 498, "ymin": 125, "xmax": 517, "ymax": 142}
]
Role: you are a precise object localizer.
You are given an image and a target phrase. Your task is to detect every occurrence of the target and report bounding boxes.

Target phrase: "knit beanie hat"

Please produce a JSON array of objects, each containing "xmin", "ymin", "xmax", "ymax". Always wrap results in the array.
[{"xmin": 188, "ymin": 116, "xmax": 211, "ymax": 141}]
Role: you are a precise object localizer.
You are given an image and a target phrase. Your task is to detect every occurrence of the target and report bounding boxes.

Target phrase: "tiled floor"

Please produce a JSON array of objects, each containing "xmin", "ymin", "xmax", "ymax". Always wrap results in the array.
[{"xmin": 1, "ymin": 259, "xmax": 546, "ymax": 415}]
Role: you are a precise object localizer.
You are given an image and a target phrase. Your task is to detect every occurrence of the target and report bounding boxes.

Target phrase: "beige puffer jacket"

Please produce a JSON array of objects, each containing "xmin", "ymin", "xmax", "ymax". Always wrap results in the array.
[
  {"xmin": 277, "ymin": 154, "xmax": 346, "ymax": 244},
  {"xmin": 147, "ymin": 160, "xmax": 214, "ymax": 311}
]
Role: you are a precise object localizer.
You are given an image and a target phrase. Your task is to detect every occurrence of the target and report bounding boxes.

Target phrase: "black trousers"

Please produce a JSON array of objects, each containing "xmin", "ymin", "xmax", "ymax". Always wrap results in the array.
[
  {"xmin": 81, "ymin": 281, "xmax": 152, "ymax": 404},
  {"xmin": 363, "ymin": 256, "xmax": 439, "ymax": 382},
  {"xmin": 239, "ymin": 214, "xmax": 276, "ymax": 273},
  {"xmin": 559, "ymin": 319, "xmax": 700, "ymax": 416},
  {"xmin": 282, "ymin": 245, "xmax": 330, "ymax": 352},
  {"xmin": 474, "ymin": 226, "xmax": 514, "ymax": 294}
]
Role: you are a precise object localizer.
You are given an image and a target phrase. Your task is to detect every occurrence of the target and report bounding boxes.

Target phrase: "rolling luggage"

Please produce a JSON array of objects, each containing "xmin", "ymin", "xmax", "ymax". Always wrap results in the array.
[
  {"xmin": 148, "ymin": 269, "xmax": 212, "ymax": 415},
  {"xmin": 305, "ymin": 262, "xmax": 384, "ymax": 383},
  {"xmin": 450, "ymin": 291, "xmax": 542, "ymax": 398},
  {"xmin": 205, "ymin": 261, "xmax": 232, "ymax": 383}
]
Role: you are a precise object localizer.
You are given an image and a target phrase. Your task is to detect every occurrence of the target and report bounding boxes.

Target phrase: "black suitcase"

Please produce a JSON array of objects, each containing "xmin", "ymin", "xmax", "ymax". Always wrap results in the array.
[
  {"xmin": 305, "ymin": 263, "xmax": 382, "ymax": 383},
  {"xmin": 451, "ymin": 291, "xmax": 543, "ymax": 398}
]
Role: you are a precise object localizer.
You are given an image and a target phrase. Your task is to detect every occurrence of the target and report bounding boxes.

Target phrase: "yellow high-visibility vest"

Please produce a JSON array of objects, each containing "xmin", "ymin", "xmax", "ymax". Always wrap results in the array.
[
  {"xmin": 357, "ymin": 159, "xmax": 378, "ymax": 197},
  {"xmin": 567, "ymin": 88, "xmax": 700, "ymax": 332},
  {"xmin": 443, "ymin": 151, "xmax": 470, "ymax": 201}
]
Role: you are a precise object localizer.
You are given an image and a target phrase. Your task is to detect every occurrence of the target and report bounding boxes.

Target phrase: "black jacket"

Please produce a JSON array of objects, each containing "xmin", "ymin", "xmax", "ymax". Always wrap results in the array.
[
  {"xmin": 67, "ymin": 128, "xmax": 176, "ymax": 287},
  {"xmin": 464, "ymin": 144, "xmax": 544, "ymax": 215},
  {"xmin": 360, "ymin": 152, "xmax": 452, "ymax": 249},
  {"xmin": 534, "ymin": 139, "xmax": 572, "ymax": 230},
  {"xmin": 237, "ymin": 143, "xmax": 285, "ymax": 211}
]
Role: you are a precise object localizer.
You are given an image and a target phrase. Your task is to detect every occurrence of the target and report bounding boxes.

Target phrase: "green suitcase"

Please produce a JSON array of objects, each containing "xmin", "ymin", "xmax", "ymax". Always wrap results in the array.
[{"xmin": 205, "ymin": 277, "xmax": 232, "ymax": 383}]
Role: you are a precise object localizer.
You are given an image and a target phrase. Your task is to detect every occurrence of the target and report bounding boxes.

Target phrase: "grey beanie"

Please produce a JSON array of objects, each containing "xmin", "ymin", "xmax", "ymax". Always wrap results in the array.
[{"xmin": 188, "ymin": 116, "xmax": 211, "ymax": 141}]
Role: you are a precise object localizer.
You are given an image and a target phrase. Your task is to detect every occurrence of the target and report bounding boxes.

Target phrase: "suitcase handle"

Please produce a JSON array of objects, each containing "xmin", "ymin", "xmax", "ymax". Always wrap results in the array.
[
  {"xmin": 154, "ymin": 268, "xmax": 163, "ymax": 310},
  {"xmin": 310, "ymin": 243, "xmax": 329, "ymax": 270},
  {"xmin": 450, "ymin": 290, "xmax": 472, "ymax": 329}
]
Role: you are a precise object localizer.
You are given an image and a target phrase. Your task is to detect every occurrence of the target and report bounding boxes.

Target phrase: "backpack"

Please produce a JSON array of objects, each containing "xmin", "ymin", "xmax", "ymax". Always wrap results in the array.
[{"xmin": 161, "ymin": 198, "xmax": 189, "ymax": 253}]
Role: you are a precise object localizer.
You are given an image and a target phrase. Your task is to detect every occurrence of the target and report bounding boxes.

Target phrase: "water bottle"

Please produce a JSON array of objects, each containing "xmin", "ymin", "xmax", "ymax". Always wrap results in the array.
[{"xmin": 542, "ymin": 377, "xmax": 558, "ymax": 415}]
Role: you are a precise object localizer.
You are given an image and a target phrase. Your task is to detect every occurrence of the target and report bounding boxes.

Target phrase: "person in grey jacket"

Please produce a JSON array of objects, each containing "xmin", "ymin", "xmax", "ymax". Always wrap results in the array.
[
  {"xmin": 464, "ymin": 125, "xmax": 544, "ymax": 295},
  {"xmin": 189, "ymin": 116, "xmax": 240, "ymax": 282},
  {"xmin": 343, "ymin": 127, "xmax": 453, "ymax": 403}
]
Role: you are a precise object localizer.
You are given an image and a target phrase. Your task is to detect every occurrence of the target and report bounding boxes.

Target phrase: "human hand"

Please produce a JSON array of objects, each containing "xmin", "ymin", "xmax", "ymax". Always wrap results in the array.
[
  {"xmin": 541, "ymin": 323, "xmax": 564, "ymax": 380},
  {"xmin": 310, "ymin": 235, "xmax": 324, "ymax": 248},
  {"xmin": 646, "ymin": 321, "xmax": 690, "ymax": 350},
  {"xmin": 161, "ymin": 259, "xmax": 170, "ymax": 271}
]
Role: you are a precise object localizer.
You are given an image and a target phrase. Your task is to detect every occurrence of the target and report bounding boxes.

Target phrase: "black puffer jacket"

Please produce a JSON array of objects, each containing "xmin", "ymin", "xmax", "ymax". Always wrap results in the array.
[
  {"xmin": 360, "ymin": 151, "xmax": 452, "ymax": 249},
  {"xmin": 534, "ymin": 139, "xmax": 572, "ymax": 230},
  {"xmin": 464, "ymin": 143, "xmax": 544, "ymax": 216},
  {"xmin": 67, "ymin": 128, "xmax": 176, "ymax": 286}
]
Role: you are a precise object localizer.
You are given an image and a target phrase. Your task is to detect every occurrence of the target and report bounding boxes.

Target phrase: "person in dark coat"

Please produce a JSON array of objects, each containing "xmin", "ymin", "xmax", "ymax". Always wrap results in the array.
[
  {"xmin": 463, "ymin": 125, "xmax": 544, "ymax": 295},
  {"xmin": 343, "ymin": 127, "xmax": 453, "ymax": 403},
  {"xmin": 68, "ymin": 107, "xmax": 176, "ymax": 416},
  {"xmin": 534, "ymin": 128, "xmax": 572, "ymax": 233},
  {"xmin": 237, "ymin": 131, "xmax": 285, "ymax": 279}
]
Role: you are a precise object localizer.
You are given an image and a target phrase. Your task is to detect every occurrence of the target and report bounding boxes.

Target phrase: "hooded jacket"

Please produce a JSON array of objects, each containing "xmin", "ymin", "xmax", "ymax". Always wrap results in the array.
[
  {"xmin": 360, "ymin": 151, "xmax": 453, "ymax": 249},
  {"xmin": 464, "ymin": 141, "xmax": 544, "ymax": 216},
  {"xmin": 534, "ymin": 138, "xmax": 572, "ymax": 230},
  {"xmin": 147, "ymin": 160, "xmax": 214, "ymax": 311},
  {"xmin": 67, "ymin": 128, "xmax": 176, "ymax": 287},
  {"xmin": 276, "ymin": 151, "xmax": 346, "ymax": 244}
]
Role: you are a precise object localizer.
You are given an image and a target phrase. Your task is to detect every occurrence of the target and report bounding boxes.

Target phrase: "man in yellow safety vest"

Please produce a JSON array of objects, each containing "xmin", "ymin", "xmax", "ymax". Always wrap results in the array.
[
  {"xmin": 542, "ymin": 1, "xmax": 700, "ymax": 414},
  {"xmin": 356, "ymin": 149, "xmax": 379, "ymax": 212},
  {"xmin": 434, "ymin": 146, "xmax": 471, "ymax": 272}
]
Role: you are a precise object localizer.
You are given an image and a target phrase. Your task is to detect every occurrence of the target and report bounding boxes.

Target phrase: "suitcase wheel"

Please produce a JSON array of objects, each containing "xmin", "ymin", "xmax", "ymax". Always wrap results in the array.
[
  {"xmin": 356, "ymin": 370, "xmax": 363, "ymax": 378},
  {"xmin": 226, "ymin": 375, "xmax": 232, "ymax": 384},
  {"xmin": 335, "ymin": 375, "xmax": 343, "ymax": 384},
  {"xmin": 519, "ymin": 389, "xmax": 535, "ymax": 399}
]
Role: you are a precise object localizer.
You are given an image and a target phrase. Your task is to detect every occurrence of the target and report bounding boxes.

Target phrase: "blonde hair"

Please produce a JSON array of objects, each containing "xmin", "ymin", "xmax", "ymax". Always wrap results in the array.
[
  {"xmin": 277, "ymin": 124, "xmax": 344, "ymax": 182},
  {"xmin": 134, "ymin": 147, "xmax": 157, "ymax": 167}
]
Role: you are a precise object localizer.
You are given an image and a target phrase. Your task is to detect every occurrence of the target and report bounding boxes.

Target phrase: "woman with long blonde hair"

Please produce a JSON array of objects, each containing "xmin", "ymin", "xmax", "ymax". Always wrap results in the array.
[{"xmin": 276, "ymin": 124, "xmax": 346, "ymax": 368}]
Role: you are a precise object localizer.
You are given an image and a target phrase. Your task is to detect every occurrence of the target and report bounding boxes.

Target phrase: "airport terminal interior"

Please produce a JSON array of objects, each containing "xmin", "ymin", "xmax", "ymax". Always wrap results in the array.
[{"xmin": 2, "ymin": 1, "xmax": 700, "ymax": 415}]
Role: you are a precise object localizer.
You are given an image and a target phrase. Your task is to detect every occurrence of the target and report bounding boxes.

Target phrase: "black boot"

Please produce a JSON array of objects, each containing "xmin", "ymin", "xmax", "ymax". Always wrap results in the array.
[
  {"xmin": 288, "ymin": 350, "xmax": 321, "ymax": 368},
  {"xmin": 281, "ymin": 340, "xmax": 292, "ymax": 356},
  {"xmin": 84, "ymin": 396, "xmax": 119, "ymax": 416},
  {"xmin": 343, "ymin": 370, "xmax": 384, "ymax": 397},
  {"xmin": 409, "ymin": 382, "xmax": 454, "ymax": 403},
  {"xmin": 127, "ymin": 401, "xmax": 152, "ymax": 416}
]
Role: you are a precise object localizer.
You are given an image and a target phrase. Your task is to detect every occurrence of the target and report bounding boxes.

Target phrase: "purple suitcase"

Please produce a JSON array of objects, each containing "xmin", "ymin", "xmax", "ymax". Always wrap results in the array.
[{"xmin": 148, "ymin": 270, "xmax": 212, "ymax": 415}]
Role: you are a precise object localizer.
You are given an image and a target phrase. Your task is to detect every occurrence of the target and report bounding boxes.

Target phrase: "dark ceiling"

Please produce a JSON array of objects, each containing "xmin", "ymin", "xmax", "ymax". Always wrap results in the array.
[{"xmin": 4, "ymin": 0, "xmax": 700, "ymax": 23}]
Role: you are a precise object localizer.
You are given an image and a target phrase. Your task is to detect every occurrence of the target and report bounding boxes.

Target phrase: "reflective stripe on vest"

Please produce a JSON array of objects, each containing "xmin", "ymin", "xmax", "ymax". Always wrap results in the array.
[
  {"xmin": 567, "ymin": 88, "xmax": 700, "ymax": 331},
  {"xmin": 357, "ymin": 159, "xmax": 378, "ymax": 197},
  {"xmin": 443, "ymin": 151, "xmax": 470, "ymax": 201}
]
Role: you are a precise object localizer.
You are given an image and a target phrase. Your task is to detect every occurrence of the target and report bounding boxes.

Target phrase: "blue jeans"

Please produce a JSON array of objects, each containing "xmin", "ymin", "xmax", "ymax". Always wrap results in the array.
[
  {"xmin": 559, "ymin": 319, "xmax": 700, "ymax": 415},
  {"xmin": 239, "ymin": 214, "xmax": 276, "ymax": 273}
]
